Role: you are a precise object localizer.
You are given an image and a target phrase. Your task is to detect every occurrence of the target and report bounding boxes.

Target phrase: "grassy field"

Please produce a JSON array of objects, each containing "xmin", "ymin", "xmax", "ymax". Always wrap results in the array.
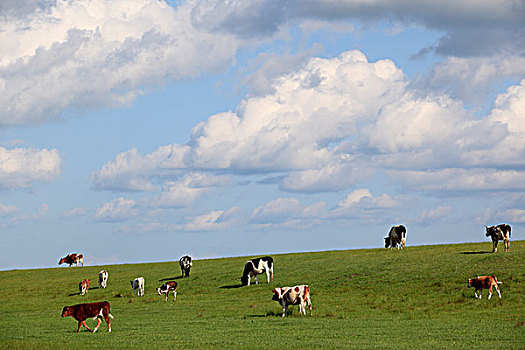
[{"xmin": 0, "ymin": 241, "xmax": 524, "ymax": 349}]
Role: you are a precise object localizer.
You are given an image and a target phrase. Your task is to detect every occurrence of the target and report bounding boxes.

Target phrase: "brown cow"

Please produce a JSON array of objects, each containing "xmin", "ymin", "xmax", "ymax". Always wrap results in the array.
[
  {"xmin": 157, "ymin": 281, "xmax": 178, "ymax": 301},
  {"xmin": 467, "ymin": 275, "xmax": 502, "ymax": 299},
  {"xmin": 61, "ymin": 301, "xmax": 114, "ymax": 333},
  {"xmin": 59, "ymin": 253, "xmax": 84, "ymax": 267},
  {"xmin": 79, "ymin": 279, "xmax": 90, "ymax": 296}
]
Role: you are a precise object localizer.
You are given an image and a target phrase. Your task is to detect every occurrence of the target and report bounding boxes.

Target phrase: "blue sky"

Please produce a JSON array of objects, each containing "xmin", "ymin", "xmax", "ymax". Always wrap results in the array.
[{"xmin": 1, "ymin": 0, "xmax": 524, "ymax": 270}]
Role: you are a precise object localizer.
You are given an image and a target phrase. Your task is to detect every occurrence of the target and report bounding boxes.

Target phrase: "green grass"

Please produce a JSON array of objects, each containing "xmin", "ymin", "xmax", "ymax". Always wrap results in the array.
[{"xmin": 1, "ymin": 241, "xmax": 524, "ymax": 349}]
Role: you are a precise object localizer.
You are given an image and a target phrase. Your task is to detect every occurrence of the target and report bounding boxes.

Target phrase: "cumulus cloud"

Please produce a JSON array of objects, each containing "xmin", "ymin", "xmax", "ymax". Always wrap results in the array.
[
  {"xmin": 94, "ymin": 197, "xmax": 138, "ymax": 222},
  {"xmin": 94, "ymin": 50, "xmax": 525, "ymax": 200},
  {"xmin": 0, "ymin": 0, "xmax": 238, "ymax": 126},
  {"xmin": 0, "ymin": 147, "xmax": 61, "ymax": 190}
]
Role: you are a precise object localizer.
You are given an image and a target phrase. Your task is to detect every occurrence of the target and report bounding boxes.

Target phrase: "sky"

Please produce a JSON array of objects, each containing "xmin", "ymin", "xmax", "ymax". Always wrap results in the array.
[{"xmin": 1, "ymin": 0, "xmax": 524, "ymax": 270}]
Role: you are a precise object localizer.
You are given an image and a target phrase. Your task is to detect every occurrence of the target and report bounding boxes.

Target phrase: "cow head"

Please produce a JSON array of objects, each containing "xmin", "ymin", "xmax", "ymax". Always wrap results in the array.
[
  {"xmin": 384, "ymin": 237, "xmax": 390, "ymax": 248},
  {"xmin": 157, "ymin": 287, "xmax": 163, "ymax": 295},
  {"xmin": 467, "ymin": 279, "xmax": 474, "ymax": 288},
  {"xmin": 271, "ymin": 288, "xmax": 282, "ymax": 301},
  {"xmin": 61, "ymin": 306, "xmax": 72, "ymax": 317},
  {"xmin": 240, "ymin": 275, "xmax": 249, "ymax": 286}
]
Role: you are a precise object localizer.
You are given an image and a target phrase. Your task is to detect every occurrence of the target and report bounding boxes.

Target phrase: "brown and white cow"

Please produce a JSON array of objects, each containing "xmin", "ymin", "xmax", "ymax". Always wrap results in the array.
[
  {"xmin": 485, "ymin": 224, "xmax": 511, "ymax": 252},
  {"xmin": 271, "ymin": 285, "xmax": 312, "ymax": 317},
  {"xmin": 61, "ymin": 301, "xmax": 114, "ymax": 333},
  {"xmin": 59, "ymin": 253, "xmax": 84, "ymax": 267},
  {"xmin": 157, "ymin": 281, "xmax": 178, "ymax": 301},
  {"xmin": 467, "ymin": 275, "xmax": 502, "ymax": 299},
  {"xmin": 79, "ymin": 279, "xmax": 90, "ymax": 296}
]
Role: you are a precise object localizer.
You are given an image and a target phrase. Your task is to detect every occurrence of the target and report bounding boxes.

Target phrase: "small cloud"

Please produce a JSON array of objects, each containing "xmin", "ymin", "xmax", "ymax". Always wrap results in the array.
[{"xmin": 94, "ymin": 198, "xmax": 138, "ymax": 222}]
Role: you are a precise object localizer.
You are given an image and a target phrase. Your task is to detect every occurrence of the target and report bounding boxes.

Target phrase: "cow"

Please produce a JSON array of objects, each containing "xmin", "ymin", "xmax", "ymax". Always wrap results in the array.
[
  {"xmin": 79, "ymin": 279, "xmax": 90, "ymax": 296},
  {"xmin": 241, "ymin": 256, "xmax": 274, "ymax": 286},
  {"xmin": 157, "ymin": 281, "xmax": 178, "ymax": 301},
  {"xmin": 384, "ymin": 225, "xmax": 407, "ymax": 250},
  {"xmin": 61, "ymin": 301, "xmax": 114, "ymax": 333},
  {"xmin": 485, "ymin": 224, "xmax": 511, "ymax": 252},
  {"xmin": 130, "ymin": 277, "xmax": 145, "ymax": 297},
  {"xmin": 179, "ymin": 255, "xmax": 192, "ymax": 278},
  {"xmin": 467, "ymin": 275, "xmax": 502, "ymax": 299},
  {"xmin": 99, "ymin": 270, "xmax": 108, "ymax": 289},
  {"xmin": 59, "ymin": 253, "xmax": 84, "ymax": 267},
  {"xmin": 271, "ymin": 285, "xmax": 313, "ymax": 317}
]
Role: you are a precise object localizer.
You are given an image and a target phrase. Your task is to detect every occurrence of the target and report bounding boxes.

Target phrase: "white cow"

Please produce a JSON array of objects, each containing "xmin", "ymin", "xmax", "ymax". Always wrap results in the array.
[
  {"xmin": 130, "ymin": 277, "xmax": 145, "ymax": 297},
  {"xmin": 99, "ymin": 270, "xmax": 108, "ymax": 289}
]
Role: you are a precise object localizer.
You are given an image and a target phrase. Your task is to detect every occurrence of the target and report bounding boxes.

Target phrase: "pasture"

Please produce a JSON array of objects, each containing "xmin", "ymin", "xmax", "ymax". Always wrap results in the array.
[{"xmin": 0, "ymin": 241, "xmax": 524, "ymax": 349}]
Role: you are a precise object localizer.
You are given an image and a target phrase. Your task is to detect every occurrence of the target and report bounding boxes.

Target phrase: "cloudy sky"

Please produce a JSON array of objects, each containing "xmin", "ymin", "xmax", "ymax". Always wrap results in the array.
[{"xmin": 1, "ymin": 0, "xmax": 524, "ymax": 270}]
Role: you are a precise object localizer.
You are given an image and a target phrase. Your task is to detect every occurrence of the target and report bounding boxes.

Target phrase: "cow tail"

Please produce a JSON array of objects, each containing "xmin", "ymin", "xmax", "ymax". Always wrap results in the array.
[{"xmin": 508, "ymin": 226, "xmax": 511, "ymax": 237}]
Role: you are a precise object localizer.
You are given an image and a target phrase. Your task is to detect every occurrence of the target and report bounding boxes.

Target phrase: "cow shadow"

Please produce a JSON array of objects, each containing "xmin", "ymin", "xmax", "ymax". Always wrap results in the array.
[
  {"xmin": 247, "ymin": 311, "xmax": 283, "ymax": 318},
  {"xmin": 159, "ymin": 276, "xmax": 183, "ymax": 282},
  {"xmin": 460, "ymin": 251, "xmax": 492, "ymax": 255},
  {"xmin": 219, "ymin": 284, "xmax": 244, "ymax": 289}
]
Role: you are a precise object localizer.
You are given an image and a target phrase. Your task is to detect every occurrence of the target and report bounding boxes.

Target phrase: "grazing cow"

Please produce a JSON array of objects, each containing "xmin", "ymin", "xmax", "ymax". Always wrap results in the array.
[
  {"xmin": 99, "ymin": 270, "xmax": 108, "ymax": 289},
  {"xmin": 79, "ymin": 279, "xmax": 90, "ymax": 296},
  {"xmin": 61, "ymin": 301, "xmax": 114, "ymax": 333},
  {"xmin": 157, "ymin": 281, "xmax": 178, "ymax": 301},
  {"xmin": 485, "ymin": 224, "xmax": 511, "ymax": 252},
  {"xmin": 271, "ymin": 285, "xmax": 313, "ymax": 317},
  {"xmin": 384, "ymin": 225, "xmax": 407, "ymax": 250},
  {"xmin": 59, "ymin": 253, "xmax": 84, "ymax": 267},
  {"xmin": 241, "ymin": 256, "xmax": 274, "ymax": 286},
  {"xmin": 179, "ymin": 255, "xmax": 192, "ymax": 278},
  {"xmin": 467, "ymin": 275, "xmax": 502, "ymax": 299},
  {"xmin": 130, "ymin": 277, "xmax": 145, "ymax": 297}
]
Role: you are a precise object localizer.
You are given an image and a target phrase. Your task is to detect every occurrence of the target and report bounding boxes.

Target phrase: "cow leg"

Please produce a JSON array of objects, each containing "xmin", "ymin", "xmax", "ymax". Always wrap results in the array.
[
  {"xmin": 266, "ymin": 269, "xmax": 271, "ymax": 284},
  {"xmin": 255, "ymin": 275, "xmax": 259, "ymax": 285},
  {"xmin": 281, "ymin": 303, "xmax": 288, "ymax": 318},
  {"xmin": 173, "ymin": 291, "xmax": 177, "ymax": 301},
  {"xmin": 93, "ymin": 317, "xmax": 103, "ymax": 333},
  {"xmin": 492, "ymin": 240, "xmax": 498, "ymax": 253},
  {"xmin": 165, "ymin": 292, "xmax": 168, "ymax": 302},
  {"xmin": 504, "ymin": 238, "xmax": 510, "ymax": 252},
  {"xmin": 81, "ymin": 320, "xmax": 92, "ymax": 332}
]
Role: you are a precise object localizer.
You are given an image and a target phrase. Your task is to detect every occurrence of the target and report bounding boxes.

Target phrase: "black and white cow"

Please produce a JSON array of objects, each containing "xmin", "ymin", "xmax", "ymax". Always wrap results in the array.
[
  {"xmin": 179, "ymin": 255, "xmax": 192, "ymax": 278},
  {"xmin": 241, "ymin": 256, "xmax": 274, "ymax": 286},
  {"xmin": 384, "ymin": 224, "xmax": 407, "ymax": 250},
  {"xmin": 485, "ymin": 224, "xmax": 511, "ymax": 252},
  {"xmin": 157, "ymin": 281, "xmax": 178, "ymax": 301},
  {"xmin": 130, "ymin": 277, "xmax": 145, "ymax": 297},
  {"xmin": 98, "ymin": 270, "xmax": 108, "ymax": 289}
]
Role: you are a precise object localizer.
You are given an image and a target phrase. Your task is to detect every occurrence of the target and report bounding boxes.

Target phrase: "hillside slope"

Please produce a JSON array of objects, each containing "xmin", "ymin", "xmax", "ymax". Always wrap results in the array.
[{"xmin": 0, "ymin": 241, "xmax": 524, "ymax": 349}]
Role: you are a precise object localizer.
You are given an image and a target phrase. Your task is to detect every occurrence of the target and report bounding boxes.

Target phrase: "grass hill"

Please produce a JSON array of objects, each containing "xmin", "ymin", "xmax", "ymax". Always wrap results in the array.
[{"xmin": 0, "ymin": 241, "xmax": 524, "ymax": 349}]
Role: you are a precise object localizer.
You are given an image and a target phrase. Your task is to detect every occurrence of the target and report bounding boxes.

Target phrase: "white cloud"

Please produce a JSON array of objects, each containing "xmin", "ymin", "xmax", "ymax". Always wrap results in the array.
[
  {"xmin": 94, "ymin": 197, "xmax": 138, "ymax": 222},
  {"xmin": 0, "ymin": 0, "xmax": 238, "ymax": 126},
  {"xmin": 94, "ymin": 50, "xmax": 525, "ymax": 200},
  {"xmin": 413, "ymin": 205, "xmax": 453, "ymax": 225},
  {"xmin": 151, "ymin": 172, "xmax": 229, "ymax": 208},
  {"xmin": 0, "ymin": 147, "xmax": 61, "ymax": 190},
  {"xmin": 415, "ymin": 56, "xmax": 525, "ymax": 103},
  {"xmin": 330, "ymin": 189, "xmax": 402, "ymax": 220},
  {"xmin": 0, "ymin": 202, "xmax": 19, "ymax": 217},
  {"xmin": 62, "ymin": 207, "xmax": 90, "ymax": 218}
]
